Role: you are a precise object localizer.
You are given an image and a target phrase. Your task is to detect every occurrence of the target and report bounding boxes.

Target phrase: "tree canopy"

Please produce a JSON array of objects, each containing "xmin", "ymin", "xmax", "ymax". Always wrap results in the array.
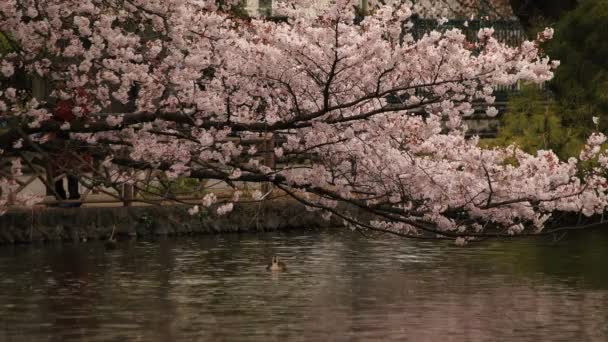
[
  {"xmin": 547, "ymin": 0, "xmax": 608, "ymax": 131},
  {"xmin": 0, "ymin": 0, "xmax": 607, "ymax": 243},
  {"xmin": 509, "ymin": 0, "xmax": 579, "ymax": 32}
]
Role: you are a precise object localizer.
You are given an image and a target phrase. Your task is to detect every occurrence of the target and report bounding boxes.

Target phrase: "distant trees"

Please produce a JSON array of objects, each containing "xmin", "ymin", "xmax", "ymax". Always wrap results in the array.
[
  {"xmin": 547, "ymin": 0, "xmax": 608, "ymax": 133},
  {"xmin": 496, "ymin": 1, "xmax": 608, "ymax": 159},
  {"xmin": 509, "ymin": 0, "xmax": 579, "ymax": 32}
]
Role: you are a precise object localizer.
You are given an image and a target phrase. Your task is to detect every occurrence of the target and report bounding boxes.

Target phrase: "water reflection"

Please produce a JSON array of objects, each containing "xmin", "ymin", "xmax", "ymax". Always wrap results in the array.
[{"xmin": 0, "ymin": 230, "xmax": 607, "ymax": 341}]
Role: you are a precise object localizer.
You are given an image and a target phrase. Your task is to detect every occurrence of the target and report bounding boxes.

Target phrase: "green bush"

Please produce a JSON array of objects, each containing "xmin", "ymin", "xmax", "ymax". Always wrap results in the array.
[
  {"xmin": 0, "ymin": 32, "xmax": 14, "ymax": 56},
  {"xmin": 488, "ymin": 85, "xmax": 585, "ymax": 159}
]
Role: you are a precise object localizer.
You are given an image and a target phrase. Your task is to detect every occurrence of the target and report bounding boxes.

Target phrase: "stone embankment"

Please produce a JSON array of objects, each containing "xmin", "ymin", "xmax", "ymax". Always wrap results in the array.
[{"xmin": 0, "ymin": 200, "xmax": 329, "ymax": 245}]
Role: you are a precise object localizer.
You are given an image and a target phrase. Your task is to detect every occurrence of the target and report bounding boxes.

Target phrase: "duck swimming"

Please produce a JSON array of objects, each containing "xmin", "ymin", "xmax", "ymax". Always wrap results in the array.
[{"xmin": 266, "ymin": 256, "xmax": 287, "ymax": 271}]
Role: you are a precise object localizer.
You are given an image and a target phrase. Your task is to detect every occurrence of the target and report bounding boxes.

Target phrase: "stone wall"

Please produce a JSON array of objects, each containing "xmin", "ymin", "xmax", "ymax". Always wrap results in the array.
[{"xmin": 0, "ymin": 201, "xmax": 330, "ymax": 245}]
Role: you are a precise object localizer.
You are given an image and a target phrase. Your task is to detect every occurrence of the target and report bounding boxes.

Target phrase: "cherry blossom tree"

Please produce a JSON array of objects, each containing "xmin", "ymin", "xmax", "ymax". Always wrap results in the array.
[{"xmin": 0, "ymin": 0, "xmax": 606, "ymax": 242}]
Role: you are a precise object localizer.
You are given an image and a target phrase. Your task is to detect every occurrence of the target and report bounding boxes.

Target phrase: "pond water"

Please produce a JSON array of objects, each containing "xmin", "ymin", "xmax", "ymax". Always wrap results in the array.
[{"xmin": 0, "ymin": 229, "xmax": 607, "ymax": 341}]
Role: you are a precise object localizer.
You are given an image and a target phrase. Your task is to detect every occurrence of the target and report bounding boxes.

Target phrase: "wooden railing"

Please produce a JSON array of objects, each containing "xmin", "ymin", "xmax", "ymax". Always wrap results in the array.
[{"xmin": 2, "ymin": 132, "xmax": 279, "ymax": 209}]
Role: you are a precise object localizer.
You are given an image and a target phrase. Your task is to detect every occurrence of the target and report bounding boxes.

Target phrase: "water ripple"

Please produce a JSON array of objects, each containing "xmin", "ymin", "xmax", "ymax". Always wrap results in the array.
[{"xmin": 0, "ymin": 230, "xmax": 607, "ymax": 341}]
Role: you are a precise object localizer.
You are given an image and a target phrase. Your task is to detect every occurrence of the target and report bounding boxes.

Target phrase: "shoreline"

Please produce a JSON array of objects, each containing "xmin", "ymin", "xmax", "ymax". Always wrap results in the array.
[{"xmin": 0, "ymin": 200, "xmax": 332, "ymax": 245}]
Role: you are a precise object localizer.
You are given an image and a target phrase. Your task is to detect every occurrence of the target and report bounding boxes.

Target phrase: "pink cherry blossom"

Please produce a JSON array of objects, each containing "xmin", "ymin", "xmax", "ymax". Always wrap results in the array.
[
  {"xmin": 0, "ymin": 0, "xmax": 606, "ymax": 242},
  {"xmin": 216, "ymin": 203, "xmax": 234, "ymax": 215}
]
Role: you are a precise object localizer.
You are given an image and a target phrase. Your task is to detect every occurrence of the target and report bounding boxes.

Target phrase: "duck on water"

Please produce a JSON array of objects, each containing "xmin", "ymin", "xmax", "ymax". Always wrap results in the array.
[{"xmin": 267, "ymin": 256, "xmax": 287, "ymax": 271}]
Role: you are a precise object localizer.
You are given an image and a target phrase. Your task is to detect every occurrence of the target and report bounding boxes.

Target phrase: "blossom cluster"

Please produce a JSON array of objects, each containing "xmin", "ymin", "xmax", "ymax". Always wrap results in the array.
[{"xmin": 0, "ymin": 1, "xmax": 605, "ymax": 241}]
